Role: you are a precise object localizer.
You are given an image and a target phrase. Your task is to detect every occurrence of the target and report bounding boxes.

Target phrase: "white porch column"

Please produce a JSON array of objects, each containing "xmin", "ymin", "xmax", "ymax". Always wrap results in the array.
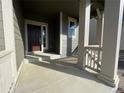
[
  {"xmin": 98, "ymin": 0, "xmax": 124, "ymax": 87},
  {"xmin": 59, "ymin": 12, "xmax": 63, "ymax": 55},
  {"xmin": 77, "ymin": 0, "xmax": 91, "ymax": 68}
]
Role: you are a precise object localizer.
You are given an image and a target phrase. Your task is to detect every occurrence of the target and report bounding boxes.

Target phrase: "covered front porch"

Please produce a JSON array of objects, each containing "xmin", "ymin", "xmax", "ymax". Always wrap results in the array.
[
  {"xmin": 14, "ymin": 0, "xmax": 124, "ymax": 91},
  {"xmin": 0, "ymin": 0, "xmax": 124, "ymax": 92},
  {"xmin": 14, "ymin": 57, "xmax": 114, "ymax": 93}
]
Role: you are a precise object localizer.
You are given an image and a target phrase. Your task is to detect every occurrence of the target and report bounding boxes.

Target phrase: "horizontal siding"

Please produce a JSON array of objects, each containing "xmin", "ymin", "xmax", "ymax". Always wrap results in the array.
[
  {"xmin": 0, "ymin": 51, "xmax": 13, "ymax": 93},
  {"xmin": 13, "ymin": 0, "xmax": 24, "ymax": 70},
  {"xmin": 61, "ymin": 14, "xmax": 78, "ymax": 56},
  {"xmin": 61, "ymin": 14, "xmax": 68, "ymax": 56}
]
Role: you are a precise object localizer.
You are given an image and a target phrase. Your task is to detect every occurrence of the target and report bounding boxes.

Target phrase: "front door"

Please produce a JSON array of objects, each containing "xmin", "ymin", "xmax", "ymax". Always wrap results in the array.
[{"xmin": 27, "ymin": 24, "xmax": 41, "ymax": 52}]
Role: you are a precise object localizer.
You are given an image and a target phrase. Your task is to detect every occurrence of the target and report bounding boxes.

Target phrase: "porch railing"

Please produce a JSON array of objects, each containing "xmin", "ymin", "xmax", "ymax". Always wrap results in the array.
[
  {"xmin": 72, "ymin": 46, "xmax": 78, "ymax": 56},
  {"xmin": 84, "ymin": 45, "xmax": 102, "ymax": 73}
]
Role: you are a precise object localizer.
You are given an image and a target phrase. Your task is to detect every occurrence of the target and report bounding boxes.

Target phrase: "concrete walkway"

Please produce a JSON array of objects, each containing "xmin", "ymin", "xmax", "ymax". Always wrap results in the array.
[{"xmin": 14, "ymin": 57, "xmax": 115, "ymax": 93}]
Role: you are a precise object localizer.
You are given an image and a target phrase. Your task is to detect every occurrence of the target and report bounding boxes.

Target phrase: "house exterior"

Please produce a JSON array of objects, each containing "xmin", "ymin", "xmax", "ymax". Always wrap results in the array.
[
  {"xmin": 0, "ymin": 0, "xmax": 124, "ymax": 93},
  {"xmin": 120, "ymin": 23, "xmax": 124, "ymax": 50}
]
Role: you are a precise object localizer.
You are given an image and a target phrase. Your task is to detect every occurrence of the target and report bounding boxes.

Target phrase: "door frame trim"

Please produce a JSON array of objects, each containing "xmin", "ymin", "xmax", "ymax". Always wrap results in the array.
[
  {"xmin": 42, "ymin": 25, "xmax": 48, "ymax": 50},
  {"xmin": 25, "ymin": 19, "xmax": 48, "ymax": 54}
]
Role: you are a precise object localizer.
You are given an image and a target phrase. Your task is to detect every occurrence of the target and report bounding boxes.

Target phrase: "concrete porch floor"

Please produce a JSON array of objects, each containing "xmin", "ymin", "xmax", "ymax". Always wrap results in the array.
[
  {"xmin": 116, "ymin": 59, "xmax": 124, "ymax": 93},
  {"xmin": 13, "ymin": 57, "xmax": 115, "ymax": 93}
]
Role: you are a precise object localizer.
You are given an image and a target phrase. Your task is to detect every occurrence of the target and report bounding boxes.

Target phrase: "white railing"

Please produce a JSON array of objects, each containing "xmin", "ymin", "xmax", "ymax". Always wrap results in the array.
[
  {"xmin": 0, "ymin": 50, "xmax": 14, "ymax": 93},
  {"xmin": 84, "ymin": 45, "xmax": 102, "ymax": 73}
]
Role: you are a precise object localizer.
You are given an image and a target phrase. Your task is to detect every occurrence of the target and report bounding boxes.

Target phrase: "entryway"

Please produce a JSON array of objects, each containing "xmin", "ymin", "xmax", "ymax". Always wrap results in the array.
[
  {"xmin": 25, "ymin": 20, "xmax": 48, "ymax": 53},
  {"xmin": 27, "ymin": 24, "xmax": 41, "ymax": 51}
]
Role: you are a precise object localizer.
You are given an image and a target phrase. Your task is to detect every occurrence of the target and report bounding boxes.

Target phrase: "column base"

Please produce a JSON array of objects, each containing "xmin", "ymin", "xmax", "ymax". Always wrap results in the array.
[
  {"xmin": 97, "ymin": 73, "xmax": 119, "ymax": 87},
  {"xmin": 76, "ymin": 63, "xmax": 86, "ymax": 70},
  {"xmin": 76, "ymin": 64, "xmax": 83, "ymax": 70}
]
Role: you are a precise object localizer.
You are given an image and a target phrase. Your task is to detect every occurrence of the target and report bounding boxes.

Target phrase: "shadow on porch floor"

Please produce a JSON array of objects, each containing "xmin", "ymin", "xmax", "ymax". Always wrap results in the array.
[{"xmin": 13, "ymin": 56, "xmax": 115, "ymax": 93}]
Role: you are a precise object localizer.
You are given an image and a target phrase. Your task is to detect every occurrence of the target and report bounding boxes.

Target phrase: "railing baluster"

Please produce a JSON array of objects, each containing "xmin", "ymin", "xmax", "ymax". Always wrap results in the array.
[
  {"xmin": 94, "ymin": 50, "xmax": 96, "ymax": 69},
  {"xmin": 93, "ymin": 50, "xmax": 96, "ymax": 69},
  {"xmin": 87, "ymin": 49, "xmax": 89, "ymax": 67},
  {"xmin": 85, "ymin": 49, "xmax": 88, "ymax": 66},
  {"xmin": 84, "ymin": 45, "xmax": 102, "ymax": 73}
]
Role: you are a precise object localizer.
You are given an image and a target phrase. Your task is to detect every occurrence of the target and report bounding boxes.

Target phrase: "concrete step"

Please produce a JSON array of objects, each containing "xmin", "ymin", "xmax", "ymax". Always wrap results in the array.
[
  {"xmin": 119, "ymin": 50, "xmax": 124, "ymax": 61},
  {"xmin": 25, "ymin": 52, "xmax": 61, "ymax": 63},
  {"xmin": 25, "ymin": 55, "xmax": 50, "ymax": 63}
]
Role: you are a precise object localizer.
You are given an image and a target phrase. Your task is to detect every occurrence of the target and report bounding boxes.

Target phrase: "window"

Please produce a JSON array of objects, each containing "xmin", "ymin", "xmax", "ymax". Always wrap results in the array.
[{"xmin": 68, "ymin": 17, "xmax": 77, "ymax": 38}]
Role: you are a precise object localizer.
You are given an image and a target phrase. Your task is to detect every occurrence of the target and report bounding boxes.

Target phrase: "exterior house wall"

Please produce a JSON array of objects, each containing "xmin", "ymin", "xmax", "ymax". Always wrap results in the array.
[
  {"xmin": 67, "ymin": 18, "xmax": 79, "ymax": 56},
  {"xmin": 24, "ymin": 15, "xmax": 48, "ymax": 49},
  {"xmin": 61, "ymin": 13, "xmax": 79, "ymax": 56},
  {"xmin": 54, "ymin": 15, "xmax": 60, "ymax": 54},
  {"xmin": 89, "ymin": 18, "xmax": 97, "ymax": 45},
  {"xmin": 48, "ymin": 19, "xmax": 57, "ymax": 52},
  {"xmin": 24, "ymin": 14, "xmax": 59, "ymax": 53},
  {"xmin": 13, "ymin": 0, "xmax": 24, "ymax": 70},
  {"xmin": 61, "ymin": 14, "xmax": 68, "ymax": 56},
  {"xmin": 88, "ymin": 18, "xmax": 124, "ymax": 51},
  {"xmin": 120, "ymin": 23, "xmax": 124, "ymax": 50},
  {"xmin": 23, "ymin": 13, "xmax": 101, "ymax": 56},
  {"xmin": 60, "ymin": 15, "xmax": 98, "ymax": 56},
  {"xmin": 0, "ymin": 0, "xmax": 21, "ymax": 92},
  {"xmin": 0, "ymin": 0, "xmax": 5, "ymax": 51}
]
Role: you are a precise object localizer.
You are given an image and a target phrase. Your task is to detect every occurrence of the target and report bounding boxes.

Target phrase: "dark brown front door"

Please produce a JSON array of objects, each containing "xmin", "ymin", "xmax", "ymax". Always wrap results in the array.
[{"xmin": 27, "ymin": 24, "xmax": 41, "ymax": 52}]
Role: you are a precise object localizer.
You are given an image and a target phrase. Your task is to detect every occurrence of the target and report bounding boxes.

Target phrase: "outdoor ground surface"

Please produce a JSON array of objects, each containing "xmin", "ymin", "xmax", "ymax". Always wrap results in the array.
[{"xmin": 13, "ymin": 56, "xmax": 115, "ymax": 93}]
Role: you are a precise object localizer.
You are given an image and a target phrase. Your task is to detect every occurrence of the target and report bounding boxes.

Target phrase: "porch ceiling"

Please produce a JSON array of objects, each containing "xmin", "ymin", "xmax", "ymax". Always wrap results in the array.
[{"xmin": 20, "ymin": 0, "xmax": 104, "ymax": 19}]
